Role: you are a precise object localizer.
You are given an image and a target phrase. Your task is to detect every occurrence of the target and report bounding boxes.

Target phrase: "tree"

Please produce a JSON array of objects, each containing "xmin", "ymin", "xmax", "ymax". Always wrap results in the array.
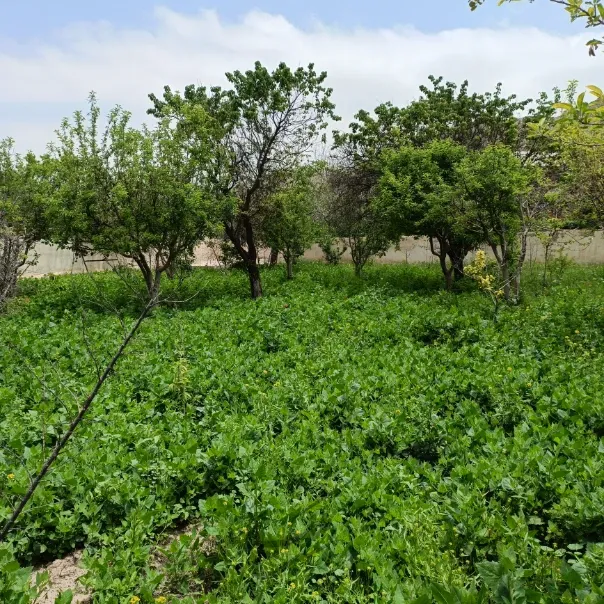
[
  {"xmin": 399, "ymin": 76, "xmax": 534, "ymax": 152},
  {"xmin": 322, "ymin": 163, "xmax": 390, "ymax": 277},
  {"xmin": 149, "ymin": 61, "xmax": 338, "ymax": 299},
  {"xmin": 260, "ymin": 164, "xmax": 321, "ymax": 280},
  {"xmin": 456, "ymin": 145, "xmax": 534, "ymax": 301},
  {"xmin": 48, "ymin": 95, "xmax": 223, "ymax": 302},
  {"xmin": 556, "ymin": 121, "xmax": 604, "ymax": 226},
  {"xmin": 469, "ymin": 0, "xmax": 604, "ymax": 55},
  {"xmin": 377, "ymin": 140, "xmax": 481, "ymax": 289},
  {"xmin": 0, "ymin": 139, "xmax": 47, "ymax": 307}
]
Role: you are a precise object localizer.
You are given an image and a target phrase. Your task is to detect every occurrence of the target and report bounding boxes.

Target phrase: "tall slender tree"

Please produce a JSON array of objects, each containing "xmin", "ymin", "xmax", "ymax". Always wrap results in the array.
[{"xmin": 149, "ymin": 62, "xmax": 338, "ymax": 299}]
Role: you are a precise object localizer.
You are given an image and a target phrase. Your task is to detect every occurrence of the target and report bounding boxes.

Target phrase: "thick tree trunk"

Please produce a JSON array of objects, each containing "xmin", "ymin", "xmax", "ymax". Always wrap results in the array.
[
  {"xmin": 132, "ymin": 254, "xmax": 163, "ymax": 303},
  {"xmin": 439, "ymin": 254, "xmax": 454, "ymax": 291},
  {"xmin": 247, "ymin": 261, "xmax": 263, "ymax": 299},
  {"xmin": 429, "ymin": 236, "xmax": 454, "ymax": 291},
  {"xmin": 224, "ymin": 215, "xmax": 264, "ymax": 300},
  {"xmin": 448, "ymin": 245, "xmax": 467, "ymax": 282},
  {"xmin": 269, "ymin": 248, "xmax": 279, "ymax": 267}
]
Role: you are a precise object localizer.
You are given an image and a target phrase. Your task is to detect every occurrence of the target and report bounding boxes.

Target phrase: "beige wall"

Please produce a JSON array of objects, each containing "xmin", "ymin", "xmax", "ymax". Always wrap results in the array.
[
  {"xmin": 302, "ymin": 230, "xmax": 602, "ymax": 266},
  {"xmin": 22, "ymin": 231, "xmax": 604, "ymax": 278}
]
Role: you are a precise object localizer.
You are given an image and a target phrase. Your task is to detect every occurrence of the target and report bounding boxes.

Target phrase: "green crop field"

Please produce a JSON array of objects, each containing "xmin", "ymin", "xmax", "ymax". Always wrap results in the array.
[{"xmin": 1, "ymin": 263, "xmax": 604, "ymax": 603}]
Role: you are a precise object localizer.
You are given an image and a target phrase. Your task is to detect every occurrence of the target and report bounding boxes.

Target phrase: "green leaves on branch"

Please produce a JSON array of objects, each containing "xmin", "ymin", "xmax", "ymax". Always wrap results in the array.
[
  {"xmin": 48, "ymin": 94, "xmax": 226, "ymax": 301},
  {"xmin": 468, "ymin": 0, "xmax": 604, "ymax": 55},
  {"xmin": 260, "ymin": 163, "xmax": 324, "ymax": 280}
]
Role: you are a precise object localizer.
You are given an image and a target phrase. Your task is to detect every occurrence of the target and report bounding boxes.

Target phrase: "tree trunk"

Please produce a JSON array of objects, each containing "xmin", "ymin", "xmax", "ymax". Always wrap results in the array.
[
  {"xmin": 224, "ymin": 215, "xmax": 264, "ymax": 300},
  {"xmin": 514, "ymin": 228, "xmax": 529, "ymax": 301},
  {"xmin": 439, "ymin": 254, "xmax": 454, "ymax": 291},
  {"xmin": 429, "ymin": 236, "xmax": 454, "ymax": 290},
  {"xmin": 501, "ymin": 261, "xmax": 511, "ymax": 302},
  {"xmin": 285, "ymin": 254, "xmax": 294, "ymax": 280},
  {"xmin": 269, "ymin": 248, "xmax": 279, "ymax": 267},
  {"xmin": 247, "ymin": 261, "xmax": 263, "ymax": 299},
  {"xmin": 448, "ymin": 245, "xmax": 467, "ymax": 282},
  {"xmin": 0, "ymin": 234, "xmax": 25, "ymax": 307}
]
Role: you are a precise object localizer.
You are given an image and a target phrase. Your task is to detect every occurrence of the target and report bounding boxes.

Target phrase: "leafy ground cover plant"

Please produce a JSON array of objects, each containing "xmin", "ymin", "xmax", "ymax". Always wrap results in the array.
[{"xmin": 0, "ymin": 263, "xmax": 603, "ymax": 602}]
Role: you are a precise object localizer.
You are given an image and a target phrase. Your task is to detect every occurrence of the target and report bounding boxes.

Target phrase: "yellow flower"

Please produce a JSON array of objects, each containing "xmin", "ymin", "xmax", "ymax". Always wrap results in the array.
[
  {"xmin": 280, "ymin": 548, "xmax": 288, "ymax": 554},
  {"xmin": 289, "ymin": 582, "xmax": 296, "ymax": 590},
  {"xmin": 155, "ymin": 598, "xmax": 167, "ymax": 604},
  {"xmin": 575, "ymin": 330, "xmax": 580, "ymax": 334},
  {"xmin": 507, "ymin": 367, "xmax": 512, "ymax": 372},
  {"xmin": 287, "ymin": 522, "xmax": 292, "ymax": 526},
  {"xmin": 130, "ymin": 597, "xmax": 140, "ymax": 604},
  {"xmin": 295, "ymin": 530, "xmax": 300, "ymax": 535},
  {"xmin": 312, "ymin": 592, "xmax": 320, "ymax": 598},
  {"xmin": 241, "ymin": 527, "xmax": 248, "ymax": 533},
  {"xmin": 7, "ymin": 473, "xmax": 15, "ymax": 480}
]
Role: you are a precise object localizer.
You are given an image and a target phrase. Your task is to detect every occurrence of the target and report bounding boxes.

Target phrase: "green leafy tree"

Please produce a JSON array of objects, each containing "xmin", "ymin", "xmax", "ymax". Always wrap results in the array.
[
  {"xmin": 0, "ymin": 139, "xmax": 48, "ymax": 306},
  {"xmin": 469, "ymin": 0, "xmax": 604, "ymax": 55},
  {"xmin": 556, "ymin": 121, "xmax": 604, "ymax": 226},
  {"xmin": 377, "ymin": 140, "xmax": 481, "ymax": 289},
  {"xmin": 323, "ymin": 163, "xmax": 391, "ymax": 277},
  {"xmin": 260, "ymin": 164, "xmax": 321, "ymax": 280},
  {"xmin": 149, "ymin": 61, "xmax": 338, "ymax": 299},
  {"xmin": 400, "ymin": 77, "xmax": 560, "ymax": 172},
  {"xmin": 48, "ymin": 95, "xmax": 223, "ymax": 302},
  {"xmin": 399, "ymin": 76, "xmax": 534, "ymax": 152},
  {"xmin": 456, "ymin": 145, "xmax": 535, "ymax": 301}
]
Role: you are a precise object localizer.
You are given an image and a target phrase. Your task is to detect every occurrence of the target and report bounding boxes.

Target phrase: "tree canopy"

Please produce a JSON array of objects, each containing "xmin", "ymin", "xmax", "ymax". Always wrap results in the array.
[
  {"xmin": 149, "ymin": 61, "xmax": 338, "ymax": 298},
  {"xmin": 48, "ymin": 95, "xmax": 224, "ymax": 301}
]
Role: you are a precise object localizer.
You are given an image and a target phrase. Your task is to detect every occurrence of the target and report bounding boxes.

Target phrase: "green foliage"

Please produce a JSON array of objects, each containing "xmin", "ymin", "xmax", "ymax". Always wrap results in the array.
[
  {"xmin": 456, "ymin": 145, "xmax": 535, "ymax": 300},
  {"xmin": 47, "ymin": 94, "xmax": 224, "ymax": 300},
  {"xmin": 0, "ymin": 544, "xmax": 48, "ymax": 603},
  {"xmin": 260, "ymin": 163, "xmax": 323, "ymax": 279},
  {"xmin": 399, "ymin": 76, "xmax": 534, "ymax": 152},
  {"xmin": 1, "ymin": 264, "xmax": 604, "ymax": 602},
  {"xmin": 0, "ymin": 139, "xmax": 49, "ymax": 306},
  {"xmin": 150, "ymin": 61, "xmax": 338, "ymax": 298},
  {"xmin": 377, "ymin": 140, "xmax": 480, "ymax": 289},
  {"xmin": 555, "ymin": 122, "xmax": 604, "ymax": 227}
]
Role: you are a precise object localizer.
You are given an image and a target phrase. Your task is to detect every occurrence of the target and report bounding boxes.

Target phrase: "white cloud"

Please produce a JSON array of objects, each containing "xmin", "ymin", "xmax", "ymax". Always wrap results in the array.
[{"xmin": 0, "ymin": 7, "xmax": 600, "ymax": 152}]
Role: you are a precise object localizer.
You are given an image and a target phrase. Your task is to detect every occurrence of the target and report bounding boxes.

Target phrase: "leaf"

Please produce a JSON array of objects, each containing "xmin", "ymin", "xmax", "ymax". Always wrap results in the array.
[
  {"xmin": 552, "ymin": 103, "xmax": 574, "ymax": 111},
  {"xmin": 55, "ymin": 590, "xmax": 74, "ymax": 604},
  {"xmin": 411, "ymin": 593, "xmax": 433, "ymax": 604},
  {"xmin": 432, "ymin": 583, "xmax": 464, "ymax": 604},
  {"xmin": 476, "ymin": 561, "xmax": 505, "ymax": 593},
  {"xmin": 586, "ymin": 85, "xmax": 604, "ymax": 98}
]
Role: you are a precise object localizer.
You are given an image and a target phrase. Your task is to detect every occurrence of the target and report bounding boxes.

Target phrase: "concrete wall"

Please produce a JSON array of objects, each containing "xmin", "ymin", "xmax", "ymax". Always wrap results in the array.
[
  {"xmin": 302, "ymin": 230, "xmax": 602, "ymax": 266},
  {"xmin": 22, "ymin": 230, "xmax": 604, "ymax": 278}
]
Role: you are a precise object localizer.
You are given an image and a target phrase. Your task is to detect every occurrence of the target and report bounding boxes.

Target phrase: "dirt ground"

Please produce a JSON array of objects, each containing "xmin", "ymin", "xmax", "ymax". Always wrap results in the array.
[{"xmin": 32, "ymin": 550, "xmax": 90, "ymax": 603}]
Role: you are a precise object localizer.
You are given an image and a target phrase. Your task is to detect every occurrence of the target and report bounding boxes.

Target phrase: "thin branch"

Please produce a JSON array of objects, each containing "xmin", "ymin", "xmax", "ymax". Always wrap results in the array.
[{"xmin": 0, "ymin": 297, "xmax": 156, "ymax": 543}]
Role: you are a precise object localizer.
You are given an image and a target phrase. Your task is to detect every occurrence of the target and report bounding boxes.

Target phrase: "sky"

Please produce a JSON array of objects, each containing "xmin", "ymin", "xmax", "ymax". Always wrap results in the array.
[{"xmin": 0, "ymin": 0, "xmax": 601, "ymax": 152}]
